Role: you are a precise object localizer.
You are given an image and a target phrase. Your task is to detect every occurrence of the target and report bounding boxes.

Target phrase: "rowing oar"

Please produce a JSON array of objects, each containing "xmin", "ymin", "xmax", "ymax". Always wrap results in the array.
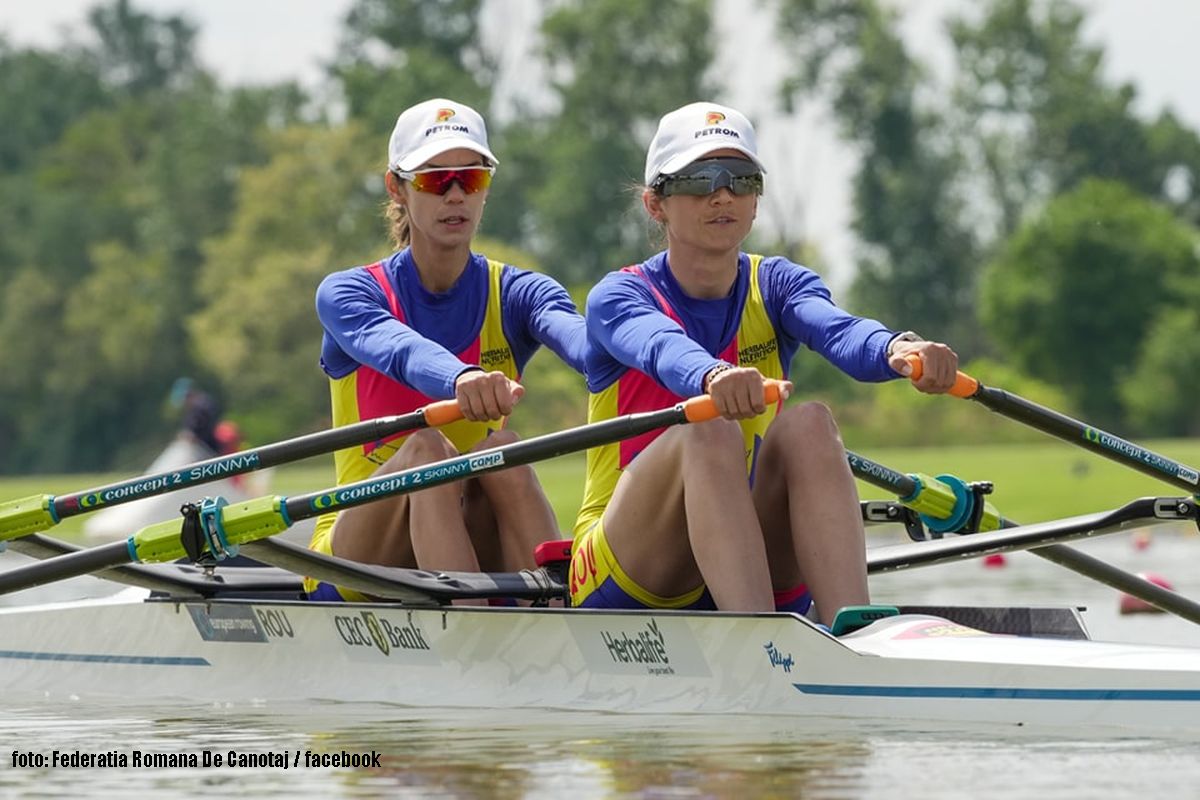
[
  {"xmin": 905, "ymin": 356, "xmax": 1200, "ymax": 494},
  {"xmin": 845, "ymin": 450, "xmax": 1200, "ymax": 625},
  {"xmin": 0, "ymin": 387, "xmax": 779, "ymax": 595},
  {"xmin": 0, "ymin": 401, "xmax": 463, "ymax": 543}
]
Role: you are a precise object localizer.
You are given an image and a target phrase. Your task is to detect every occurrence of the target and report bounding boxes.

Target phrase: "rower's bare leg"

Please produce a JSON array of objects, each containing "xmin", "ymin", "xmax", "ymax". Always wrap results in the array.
[
  {"xmin": 469, "ymin": 430, "xmax": 560, "ymax": 572},
  {"xmin": 602, "ymin": 419, "xmax": 773, "ymax": 612},
  {"xmin": 330, "ymin": 429, "xmax": 480, "ymax": 574},
  {"xmin": 753, "ymin": 402, "xmax": 869, "ymax": 625}
]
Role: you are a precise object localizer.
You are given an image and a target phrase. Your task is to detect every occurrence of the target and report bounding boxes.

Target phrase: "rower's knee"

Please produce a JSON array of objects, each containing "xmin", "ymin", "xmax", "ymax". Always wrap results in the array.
[
  {"xmin": 475, "ymin": 429, "xmax": 539, "ymax": 488},
  {"xmin": 772, "ymin": 401, "xmax": 842, "ymax": 444},
  {"xmin": 682, "ymin": 417, "xmax": 746, "ymax": 463},
  {"xmin": 480, "ymin": 428, "xmax": 519, "ymax": 448},
  {"xmin": 392, "ymin": 429, "xmax": 458, "ymax": 467}
]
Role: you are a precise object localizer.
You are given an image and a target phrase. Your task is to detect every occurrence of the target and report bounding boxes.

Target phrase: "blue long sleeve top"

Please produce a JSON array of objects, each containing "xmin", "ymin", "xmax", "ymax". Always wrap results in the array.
[
  {"xmin": 584, "ymin": 251, "xmax": 900, "ymax": 395},
  {"xmin": 317, "ymin": 249, "xmax": 587, "ymax": 397}
]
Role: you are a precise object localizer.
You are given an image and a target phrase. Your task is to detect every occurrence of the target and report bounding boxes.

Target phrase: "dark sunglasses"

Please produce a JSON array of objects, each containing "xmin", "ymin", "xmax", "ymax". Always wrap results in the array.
[
  {"xmin": 394, "ymin": 165, "xmax": 495, "ymax": 195},
  {"xmin": 654, "ymin": 157, "xmax": 764, "ymax": 197}
]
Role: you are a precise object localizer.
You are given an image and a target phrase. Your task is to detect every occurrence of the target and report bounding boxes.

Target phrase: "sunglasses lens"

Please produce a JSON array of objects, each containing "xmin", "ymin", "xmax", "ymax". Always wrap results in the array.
[
  {"xmin": 658, "ymin": 158, "xmax": 762, "ymax": 197},
  {"xmin": 407, "ymin": 167, "xmax": 493, "ymax": 195}
]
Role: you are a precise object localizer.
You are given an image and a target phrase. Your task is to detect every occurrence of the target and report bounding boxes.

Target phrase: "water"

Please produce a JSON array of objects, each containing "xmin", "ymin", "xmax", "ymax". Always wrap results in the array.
[{"xmin": 2, "ymin": 528, "xmax": 1199, "ymax": 798}]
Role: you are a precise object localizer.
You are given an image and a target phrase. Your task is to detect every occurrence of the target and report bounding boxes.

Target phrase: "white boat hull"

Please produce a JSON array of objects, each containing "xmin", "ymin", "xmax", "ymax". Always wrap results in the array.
[{"xmin": 4, "ymin": 591, "xmax": 1200, "ymax": 733}]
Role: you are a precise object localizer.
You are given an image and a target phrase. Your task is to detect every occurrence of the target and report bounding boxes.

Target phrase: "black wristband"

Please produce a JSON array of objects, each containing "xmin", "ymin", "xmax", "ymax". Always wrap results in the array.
[{"xmin": 703, "ymin": 362, "xmax": 736, "ymax": 393}]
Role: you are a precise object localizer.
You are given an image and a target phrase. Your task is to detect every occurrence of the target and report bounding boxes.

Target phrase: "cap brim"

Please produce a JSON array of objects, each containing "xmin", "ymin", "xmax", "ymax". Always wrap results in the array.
[
  {"xmin": 654, "ymin": 144, "xmax": 766, "ymax": 183},
  {"xmin": 394, "ymin": 140, "xmax": 499, "ymax": 172}
]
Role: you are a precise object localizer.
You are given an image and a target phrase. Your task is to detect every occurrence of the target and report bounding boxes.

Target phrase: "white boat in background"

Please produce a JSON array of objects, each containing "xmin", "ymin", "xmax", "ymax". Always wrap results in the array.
[{"xmin": 1, "ymin": 581, "xmax": 1199, "ymax": 734}]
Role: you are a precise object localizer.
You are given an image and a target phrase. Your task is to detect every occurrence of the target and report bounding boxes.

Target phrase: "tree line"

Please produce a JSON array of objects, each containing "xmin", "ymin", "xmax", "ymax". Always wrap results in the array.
[{"xmin": 1, "ymin": 0, "xmax": 1198, "ymax": 474}]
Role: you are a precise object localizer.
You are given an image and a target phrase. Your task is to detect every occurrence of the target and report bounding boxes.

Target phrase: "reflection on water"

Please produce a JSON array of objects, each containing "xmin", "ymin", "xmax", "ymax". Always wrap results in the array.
[
  {"xmin": 2, "ymin": 703, "xmax": 1199, "ymax": 799},
  {"xmin": 1, "ymin": 528, "xmax": 1199, "ymax": 798}
]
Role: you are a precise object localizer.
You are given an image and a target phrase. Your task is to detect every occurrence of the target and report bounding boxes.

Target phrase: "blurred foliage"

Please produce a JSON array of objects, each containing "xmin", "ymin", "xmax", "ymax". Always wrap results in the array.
[
  {"xmin": 190, "ymin": 123, "xmax": 384, "ymax": 444},
  {"xmin": 504, "ymin": 0, "xmax": 719, "ymax": 284},
  {"xmin": 332, "ymin": 0, "xmax": 495, "ymax": 137},
  {"xmin": 4, "ymin": 0, "xmax": 1200, "ymax": 475},
  {"xmin": 773, "ymin": 0, "xmax": 984, "ymax": 355},
  {"xmin": 980, "ymin": 179, "xmax": 1200, "ymax": 429}
]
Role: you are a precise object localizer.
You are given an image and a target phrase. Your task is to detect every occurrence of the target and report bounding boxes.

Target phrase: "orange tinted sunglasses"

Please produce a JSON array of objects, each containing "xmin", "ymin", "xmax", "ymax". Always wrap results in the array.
[{"xmin": 394, "ymin": 165, "xmax": 495, "ymax": 195}]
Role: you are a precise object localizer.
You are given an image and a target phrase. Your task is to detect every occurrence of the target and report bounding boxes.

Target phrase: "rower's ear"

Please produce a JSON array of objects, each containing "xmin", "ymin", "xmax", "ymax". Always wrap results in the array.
[
  {"xmin": 643, "ymin": 188, "xmax": 666, "ymax": 223},
  {"xmin": 385, "ymin": 171, "xmax": 406, "ymax": 204}
]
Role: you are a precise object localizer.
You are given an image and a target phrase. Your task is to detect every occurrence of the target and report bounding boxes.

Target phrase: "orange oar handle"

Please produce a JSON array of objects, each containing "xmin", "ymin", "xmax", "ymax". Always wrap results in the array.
[
  {"xmin": 681, "ymin": 379, "xmax": 785, "ymax": 423},
  {"xmin": 422, "ymin": 399, "xmax": 468, "ymax": 427},
  {"xmin": 904, "ymin": 355, "xmax": 979, "ymax": 399}
]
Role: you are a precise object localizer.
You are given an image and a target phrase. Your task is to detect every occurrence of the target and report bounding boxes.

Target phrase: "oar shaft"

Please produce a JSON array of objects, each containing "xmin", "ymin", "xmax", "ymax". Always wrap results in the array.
[
  {"xmin": 0, "ymin": 401, "xmax": 462, "ymax": 541},
  {"xmin": 54, "ymin": 401, "xmax": 462, "ymax": 519},
  {"xmin": 905, "ymin": 356, "xmax": 1200, "ymax": 494},
  {"xmin": 853, "ymin": 445, "xmax": 1200, "ymax": 625},
  {"xmin": 285, "ymin": 402, "xmax": 701, "ymax": 522},
  {"xmin": 1033, "ymin": 542, "xmax": 1200, "ymax": 626},
  {"xmin": 130, "ymin": 388, "xmax": 776, "ymax": 566},
  {"xmin": 0, "ymin": 541, "xmax": 131, "ymax": 595},
  {"xmin": 972, "ymin": 386, "xmax": 1200, "ymax": 494}
]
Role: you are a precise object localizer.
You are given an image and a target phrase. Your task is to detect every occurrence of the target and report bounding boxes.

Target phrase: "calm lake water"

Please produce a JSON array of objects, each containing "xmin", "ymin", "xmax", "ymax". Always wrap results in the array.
[{"xmin": 2, "ymin": 526, "xmax": 1199, "ymax": 799}]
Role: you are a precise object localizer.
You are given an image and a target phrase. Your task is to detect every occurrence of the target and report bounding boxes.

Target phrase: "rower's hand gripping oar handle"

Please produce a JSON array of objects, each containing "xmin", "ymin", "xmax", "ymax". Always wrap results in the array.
[
  {"xmin": 904, "ymin": 355, "xmax": 979, "ymax": 399},
  {"xmin": 682, "ymin": 380, "xmax": 785, "ymax": 423}
]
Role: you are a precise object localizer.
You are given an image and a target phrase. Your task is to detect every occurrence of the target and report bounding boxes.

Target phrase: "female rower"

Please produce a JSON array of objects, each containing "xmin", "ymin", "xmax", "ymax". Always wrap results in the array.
[
  {"xmin": 306, "ymin": 98, "xmax": 586, "ymax": 601},
  {"xmin": 570, "ymin": 102, "xmax": 959, "ymax": 623}
]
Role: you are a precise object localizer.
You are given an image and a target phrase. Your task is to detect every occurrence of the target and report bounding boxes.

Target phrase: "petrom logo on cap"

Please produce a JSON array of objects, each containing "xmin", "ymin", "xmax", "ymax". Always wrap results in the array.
[
  {"xmin": 435, "ymin": 108, "xmax": 456, "ymax": 123},
  {"xmin": 694, "ymin": 109, "xmax": 740, "ymax": 140}
]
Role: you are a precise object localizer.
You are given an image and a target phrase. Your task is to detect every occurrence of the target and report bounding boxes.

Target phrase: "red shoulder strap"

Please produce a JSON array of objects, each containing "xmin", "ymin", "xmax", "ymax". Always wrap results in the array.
[{"xmin": 365, "ymin": 261, "xmax": 404, "ymax": 321}]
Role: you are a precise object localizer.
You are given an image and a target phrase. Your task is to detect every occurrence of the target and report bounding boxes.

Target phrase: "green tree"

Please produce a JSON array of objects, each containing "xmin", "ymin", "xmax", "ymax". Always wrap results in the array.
[
  {"xmin": 331, "ymin": 0, "xmax": 495, "ymax": 137},
  {"xmin": 979, "ymin": 179, "xmax": 1200, "ymax": 428},
  {"xmin": 1120, "ymin": 309, "xmax": 1200, "ymax": 436},
  {"xmin": 0, "ymin": 2, "xmax": 308, "ymax": 472},
  {"xmin": 949, "ymin": 0, "xmax": 1162, "ymax": 238},
  {"xmin": 0, "ymin": 40, "xmax": 110, "ymax": 175},
  {"xmin": 773, "ymin": 0, "xmax": 982, "ymax": 352},
  {"xmin": 85, "ymin": 0, "xmax": 200, "ymax": 94},
  {"xmin": 517, "ymin": 0, "xmax": 718, "ymax": 284},
  {"xmin": 189, "ymin": 124, "xmax": 384, "ymax": 443}
]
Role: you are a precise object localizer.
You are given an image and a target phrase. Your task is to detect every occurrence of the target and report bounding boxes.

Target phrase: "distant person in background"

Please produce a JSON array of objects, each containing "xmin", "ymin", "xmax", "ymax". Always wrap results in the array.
[
  {"xmin": 306, "ymin": 97, "xmax": 587, "ymax": 602},
  {"xmin": 169, "ymin": 377, "xmax": 222, "ymax": 455}
]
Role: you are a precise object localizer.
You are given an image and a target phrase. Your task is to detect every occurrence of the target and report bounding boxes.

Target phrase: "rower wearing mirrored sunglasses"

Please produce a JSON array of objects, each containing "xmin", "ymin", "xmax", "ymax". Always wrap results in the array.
[
  {"xmin": 307, "ymin": 98, "xmax": 587, "ymax": 603},
  {"xmin": 571, "ymin": 102, "xmax": 960, "ymax": 622}
]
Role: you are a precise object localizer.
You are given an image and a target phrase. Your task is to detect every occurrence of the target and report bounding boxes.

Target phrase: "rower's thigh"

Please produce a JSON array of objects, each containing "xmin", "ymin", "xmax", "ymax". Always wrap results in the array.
[
  {"xmin": 752, "ymin": 403, "xmax": 842, "ymax": 559},
  {"xmin": 330, "ymin": 429, "xmax": 460, "ymax": 565},
  {"xmin": 601, "ymin": 420, "xmax": 744, "ymax": 579},
  {"xmin": 462, "ymin": 477, "xmax": 501, "ymax": 570}
]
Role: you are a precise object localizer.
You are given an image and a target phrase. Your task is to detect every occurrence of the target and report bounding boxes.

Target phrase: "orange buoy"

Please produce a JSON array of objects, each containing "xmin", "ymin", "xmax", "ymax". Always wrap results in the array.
[
  {"xmin": 1118, "ymin": 572, "xmax": 1175, "ymax": 615},
  {"xmin": 1132, "ymin": 529, "xmax": 1153, "ymax": 551},
  {"xmin": 982, "ymin": 553, "xmax": 1007, "ymax": 569}
]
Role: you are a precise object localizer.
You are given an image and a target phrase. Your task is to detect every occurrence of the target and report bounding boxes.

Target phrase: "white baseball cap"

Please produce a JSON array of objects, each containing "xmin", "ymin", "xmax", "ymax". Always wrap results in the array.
[
  {"xmin": 644, "ymin": 102, "xmax": 766, "ymax": 185},
  {"xmin": 387, "ymin": 98, "xmax": 499, "ymax": 172}
]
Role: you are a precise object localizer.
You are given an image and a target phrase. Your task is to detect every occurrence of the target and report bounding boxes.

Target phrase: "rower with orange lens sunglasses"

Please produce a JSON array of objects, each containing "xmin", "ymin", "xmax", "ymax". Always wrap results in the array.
[{"xmin": 393, "ymin": 164, "xmax": 496, "ymax": 195}]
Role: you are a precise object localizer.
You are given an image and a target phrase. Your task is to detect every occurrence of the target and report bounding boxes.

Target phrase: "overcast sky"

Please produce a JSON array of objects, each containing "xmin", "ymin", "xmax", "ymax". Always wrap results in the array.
[{"xmin": 4, "ymin": 0, "xmax": 1198, "ymax": 287}]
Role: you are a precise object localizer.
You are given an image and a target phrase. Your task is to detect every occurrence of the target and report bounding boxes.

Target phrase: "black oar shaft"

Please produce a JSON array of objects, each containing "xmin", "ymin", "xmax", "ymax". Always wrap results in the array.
[
  {"xmin": 0, "ymin": 541, "xmax": 130, "ymax": 595},
  {"xmin": 971, "ymin": 386, "xmax": 1200, "ymax": 495},
  {"xmin": 283, "ymin": 404, "xmax": 693, "ymax": 522},
  {"xmin": 904, "ymin": 356, "xmax": 1200, "ymax": 495},
  {"xmin": 847, "ymin": 452, "xmax": 918, "ymax": 497},
  {"xmin": 852, "ymin": 443, "xmax": 1200, "ymax": 625},
  {"xmin": 51, "ymin": 405, "xmax": 456, "ymax": 520},
  {"xmin": 1033, "ymin": 542, "xmax": 1200, "ymax": 626}
]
